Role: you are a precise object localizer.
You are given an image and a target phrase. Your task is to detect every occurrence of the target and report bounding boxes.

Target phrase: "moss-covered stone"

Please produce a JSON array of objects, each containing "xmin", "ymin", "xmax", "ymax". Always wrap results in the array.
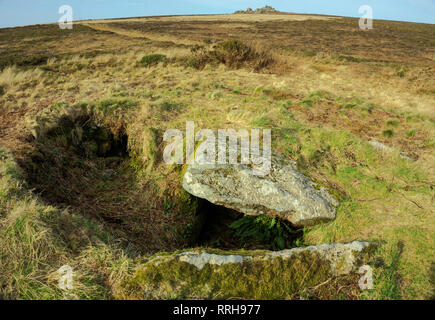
[
  {"xmin": 117, "ymin": 241, "xmax": 376, "ymax": 300},
  {"xmin": 141, "ymin": 127, "xmax": 160, "ymax": 172},
  {"xmin": 174, "ymin": 189, "xmax": 205, "ymax": 245}
]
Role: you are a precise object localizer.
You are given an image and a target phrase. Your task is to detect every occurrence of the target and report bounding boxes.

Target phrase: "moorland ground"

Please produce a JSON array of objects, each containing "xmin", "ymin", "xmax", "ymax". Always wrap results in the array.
[{"xmin": 0, "ymin": 13, "xmax": 434, "ymax": 300}]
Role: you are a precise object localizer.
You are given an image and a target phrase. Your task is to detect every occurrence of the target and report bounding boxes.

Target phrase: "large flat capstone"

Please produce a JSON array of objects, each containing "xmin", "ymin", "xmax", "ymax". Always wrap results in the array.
[{"xmin": 182, "ymin": 149, "xmax": 338, "ymax": 227}]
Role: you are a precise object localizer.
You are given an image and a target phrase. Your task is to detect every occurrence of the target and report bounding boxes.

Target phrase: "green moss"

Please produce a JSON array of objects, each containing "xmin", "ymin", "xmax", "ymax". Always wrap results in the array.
[
  {"xmin": 300, "ymin": 98, "xmax": 313, "ymax": 108},
  {"xmin": 177, "ymin": 189, "xmax": 199, "ymax": 217},
  {"xmin": 313, "ymin": 181, "xmax": 344, "ymax": 202},
  {"xmin": 176, "ymin": 190, "xmax": 204, "ymax": 243},
  {"xmin": 382, "ymin": 129, "xmax": 394, "ymax": 138},
  {"xmin": 137, "ymin": 127, "xmax": 160, "ymax": 173},
  {"xmin": 386, "ymin": 120, "xmax": 400, "ymax": 128},
  {"xmin": 122, "ymin": 250, "xmax": 333, "ymax": 299}
]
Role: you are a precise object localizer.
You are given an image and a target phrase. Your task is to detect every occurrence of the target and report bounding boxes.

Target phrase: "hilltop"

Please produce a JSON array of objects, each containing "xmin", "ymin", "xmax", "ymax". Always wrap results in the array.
[{"xmin": 234, "ymin": 6, "xmax": 281, "ymax": 14}]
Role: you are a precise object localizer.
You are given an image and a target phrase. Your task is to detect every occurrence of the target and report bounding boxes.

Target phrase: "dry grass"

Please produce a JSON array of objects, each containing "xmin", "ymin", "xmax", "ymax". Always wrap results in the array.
[
  {"xmin": 0, "ymin": 66, "xmax": 43, "ymax": 86},
  {"xmin": 0, "ymin": 148, "xmax": 131, "ymax": 299},
  {"xmin": 81, "ymin": 22, "xmax": 201, "ymax": 46}
]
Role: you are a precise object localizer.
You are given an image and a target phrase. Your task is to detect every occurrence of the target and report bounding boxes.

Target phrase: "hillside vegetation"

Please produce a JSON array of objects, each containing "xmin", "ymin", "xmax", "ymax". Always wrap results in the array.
[{"xmin": 0, "ymin": 13, "xmax": 434, "ymax": 300}]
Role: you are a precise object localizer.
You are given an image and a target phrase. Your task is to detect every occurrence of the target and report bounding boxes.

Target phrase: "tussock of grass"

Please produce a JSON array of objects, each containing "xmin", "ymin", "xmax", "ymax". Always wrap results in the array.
[
  {"xmin": 187, "ymin": 40, "xmax": 275, "ymax": 71},
  {"xmin": 140, "ymin": 54, "xmax": 167, "ymax": 67},
  {"xmin": 0, "ymin": 66, "xmax": 43, "ymax": 86},
  {"xmin": 383, "ymin": 129, "xmax": 394, "ymax": 138}
]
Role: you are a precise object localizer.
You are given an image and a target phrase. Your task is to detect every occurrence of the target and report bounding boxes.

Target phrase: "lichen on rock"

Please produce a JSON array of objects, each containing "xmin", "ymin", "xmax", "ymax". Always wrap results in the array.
[
  {"xmin": 183, "ymin": 146, "xmax": 338, "ymax": 227},
  {"xmin": 179, "ymin": 252, "xmax": 246, "ymax": 270}
]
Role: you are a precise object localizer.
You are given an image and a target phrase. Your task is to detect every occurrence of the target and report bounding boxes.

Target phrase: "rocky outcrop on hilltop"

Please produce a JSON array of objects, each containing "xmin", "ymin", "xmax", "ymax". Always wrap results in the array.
[{"xmin": 235, "ymin": 6, "xmax": 281, "ymax": 14}]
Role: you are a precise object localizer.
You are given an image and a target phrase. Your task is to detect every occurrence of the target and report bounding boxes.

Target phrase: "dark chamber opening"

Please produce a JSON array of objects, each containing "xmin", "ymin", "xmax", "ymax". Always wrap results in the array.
[
  {"xmin": 20, "ymin": 113, "xmax": 302, "ymax": 253},
  {"xmin": 22, "ymin": 114, "xmax": 130, "ymax": 212},
  {"xmin": 197, "ymin": 200, "xmax": 304, "ymax": 251}
]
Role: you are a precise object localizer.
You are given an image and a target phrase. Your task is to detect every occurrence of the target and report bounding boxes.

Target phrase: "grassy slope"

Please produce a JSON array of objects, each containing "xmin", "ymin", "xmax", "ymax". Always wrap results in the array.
[{"xmin": 0, "ymin": 14, "xmax": 434, "ymax": 300}]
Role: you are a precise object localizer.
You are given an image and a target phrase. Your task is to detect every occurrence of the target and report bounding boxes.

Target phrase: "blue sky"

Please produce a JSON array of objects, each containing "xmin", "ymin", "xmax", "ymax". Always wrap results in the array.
[{"xmin": 0, "ymin": 0, "xmax": 434, "ymax": 28}]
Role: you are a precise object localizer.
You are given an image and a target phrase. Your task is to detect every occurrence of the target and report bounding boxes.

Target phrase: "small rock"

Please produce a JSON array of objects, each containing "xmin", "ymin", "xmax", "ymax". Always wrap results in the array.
[
  {"xmin": 103, "ymin": 169, "xmax": 114, "ymax": 177},
  {"xmin": 369, "ymin": 140, "xmax": 412, "ymax": 161}
]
